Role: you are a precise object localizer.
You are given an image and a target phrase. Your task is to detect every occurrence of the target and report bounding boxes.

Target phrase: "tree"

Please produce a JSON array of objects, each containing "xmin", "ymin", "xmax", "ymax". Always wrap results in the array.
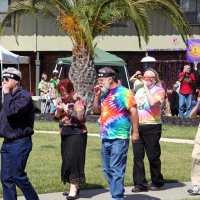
[{"xmin": 0, "ymin": 0, "xmax": 192, "ymax": 113}]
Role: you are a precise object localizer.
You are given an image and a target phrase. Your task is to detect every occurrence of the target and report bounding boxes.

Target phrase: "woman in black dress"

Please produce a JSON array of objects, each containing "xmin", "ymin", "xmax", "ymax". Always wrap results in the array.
[{"xmin": 54, "ymin": 79, "xmax": 87, "ymax": 200}]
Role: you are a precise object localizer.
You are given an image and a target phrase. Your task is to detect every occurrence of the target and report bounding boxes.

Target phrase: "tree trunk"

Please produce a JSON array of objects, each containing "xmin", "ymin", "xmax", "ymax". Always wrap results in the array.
[{"xmin": 69, "ymin": 46, "xmax": 97, "ymax": 114}]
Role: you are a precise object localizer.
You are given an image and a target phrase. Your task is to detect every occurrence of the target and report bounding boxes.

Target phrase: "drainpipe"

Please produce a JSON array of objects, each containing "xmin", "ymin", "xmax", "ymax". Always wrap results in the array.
[
  {"xmin": 34, "ymin": 17, "xmax": 40, "ymax": 96},
  {"xmin": 35, "ymin": 52, "xmax": 40, "ymax": 96}
]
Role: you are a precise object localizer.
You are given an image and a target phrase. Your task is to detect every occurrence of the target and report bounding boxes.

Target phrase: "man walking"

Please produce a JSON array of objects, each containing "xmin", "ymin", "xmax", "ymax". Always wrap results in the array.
[
  {"xmin": 0, "ymin": 67, "xmax": 39, "ymax": 200},
  {"xmin": 93, "ymin": 67, "xmax": 139, "ymax": 200}
]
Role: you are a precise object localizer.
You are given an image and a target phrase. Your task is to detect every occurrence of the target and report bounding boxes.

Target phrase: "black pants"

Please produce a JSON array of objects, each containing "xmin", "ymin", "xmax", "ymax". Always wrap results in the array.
[
  {"xmin": 170, "ymin": 108, "xmax": 179, "ymax": 116},
  {"xmin": 132, "ymin": 124, "xmax": 164, "ymax": 189}
]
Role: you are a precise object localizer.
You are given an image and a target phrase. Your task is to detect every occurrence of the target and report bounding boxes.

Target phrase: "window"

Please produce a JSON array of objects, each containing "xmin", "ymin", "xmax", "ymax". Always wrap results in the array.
[
  {"xmin": 0, "ymin": 0, "xmax": 10, "ymax": 26},
  {"xmin": 180, "ymin": 0, "xmax": 200, "ymax": 25}
]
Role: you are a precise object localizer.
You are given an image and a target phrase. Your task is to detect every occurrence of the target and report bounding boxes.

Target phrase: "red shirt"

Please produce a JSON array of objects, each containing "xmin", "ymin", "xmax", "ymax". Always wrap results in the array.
[{"xmin": 178, "ymin": 72, "xmax": 196, "ymax": 94}]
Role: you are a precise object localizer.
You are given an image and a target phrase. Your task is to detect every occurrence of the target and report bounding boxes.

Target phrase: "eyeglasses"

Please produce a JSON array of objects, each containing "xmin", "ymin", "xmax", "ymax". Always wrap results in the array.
[{"xmin": 143, "ymin": 76, "xmax": 155, "ymax": 80}]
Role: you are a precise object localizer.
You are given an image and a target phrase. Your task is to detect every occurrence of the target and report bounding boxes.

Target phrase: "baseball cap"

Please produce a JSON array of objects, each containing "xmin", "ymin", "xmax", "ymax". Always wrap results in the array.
[{"xmin": 2, "ymin": 67, "xmax": 22, "ymax": 81}]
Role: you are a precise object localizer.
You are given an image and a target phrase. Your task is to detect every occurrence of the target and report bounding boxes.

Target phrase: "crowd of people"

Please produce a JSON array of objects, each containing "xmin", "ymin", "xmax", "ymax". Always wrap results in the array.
[{"xmin": 0, "ymin": 65, "xmax": 200, "ymax": 200}]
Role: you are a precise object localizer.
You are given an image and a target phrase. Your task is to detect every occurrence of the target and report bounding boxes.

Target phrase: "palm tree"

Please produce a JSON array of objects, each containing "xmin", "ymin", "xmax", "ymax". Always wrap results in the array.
[{"xmin": 0, "ymin": 0, "xmax": 192, "ymax": 113}]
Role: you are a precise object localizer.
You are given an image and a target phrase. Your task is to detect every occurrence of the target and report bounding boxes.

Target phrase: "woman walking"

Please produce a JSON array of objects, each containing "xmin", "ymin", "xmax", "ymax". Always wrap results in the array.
[
  {"xmin": 54, "ymin": 79, "xmax": 87, "ymax": 200},
  {"xmin": 132, "ymin": 68, "xmax": 165, "ymax": 192}
]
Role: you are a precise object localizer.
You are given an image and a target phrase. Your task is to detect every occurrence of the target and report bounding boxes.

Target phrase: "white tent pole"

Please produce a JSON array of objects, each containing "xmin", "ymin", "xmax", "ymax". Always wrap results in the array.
[
  {"xmin": 59, "ymin": 67, "xmax": 62, "ymax": 79},
  {"xmin": 124, "ymin": 65, "xmax": 130, "ymax": 89}
]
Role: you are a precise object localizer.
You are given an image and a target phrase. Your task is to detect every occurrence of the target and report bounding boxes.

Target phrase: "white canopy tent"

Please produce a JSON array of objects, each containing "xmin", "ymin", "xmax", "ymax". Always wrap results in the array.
[{"xmin": 0, "ymin": 45, "xmax": 31, "ymax": 92}]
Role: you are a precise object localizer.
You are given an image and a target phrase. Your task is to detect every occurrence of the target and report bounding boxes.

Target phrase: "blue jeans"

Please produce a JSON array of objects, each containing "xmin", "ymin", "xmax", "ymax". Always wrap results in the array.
[
  {"xmin": 101, "ymin": 139, "xmax": 129, "ymax": 200},
  {"xmin": 50, "ymin": 99, "xmax": 56, "ymax": 114},
  {"xmin": 1, "ymin": 138, "xmax": 39, "ymax": 200},
  {"xmin": 179, "ymin": 93, "xmax": 192, "ymax": 118}
]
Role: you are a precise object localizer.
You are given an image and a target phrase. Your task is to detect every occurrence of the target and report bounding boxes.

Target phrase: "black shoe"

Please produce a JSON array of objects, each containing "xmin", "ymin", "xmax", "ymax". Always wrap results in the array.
[
  {"xmin": 149, "ymin": 184, "xmax": 162, "ymax": 191},
  {"xmin": 66, "ymin": 189, "xmax": 80, "ymax": 200},
  {"xmin": 132, "ymin": 186, "xmax": 148, "ymax": 193},
  {"xmin": 63, "ymin": 191, "xmax": 69, "ymax": 196}
]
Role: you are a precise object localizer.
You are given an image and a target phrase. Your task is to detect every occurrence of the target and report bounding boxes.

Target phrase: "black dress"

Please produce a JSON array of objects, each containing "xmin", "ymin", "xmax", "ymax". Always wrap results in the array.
[{"xmin": 61, "ymin": 129, "xmax": 87, "ymax": 184}]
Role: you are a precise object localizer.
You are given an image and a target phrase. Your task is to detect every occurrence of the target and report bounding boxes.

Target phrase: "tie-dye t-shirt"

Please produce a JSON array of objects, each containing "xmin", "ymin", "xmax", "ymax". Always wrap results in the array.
[
  {"xmin": 99, "ymin": 86, "xmax": 136, "ymax": 139},
  {"xmin": 135, "ymin": 85, "xmax": 165, "ymax": 124}
]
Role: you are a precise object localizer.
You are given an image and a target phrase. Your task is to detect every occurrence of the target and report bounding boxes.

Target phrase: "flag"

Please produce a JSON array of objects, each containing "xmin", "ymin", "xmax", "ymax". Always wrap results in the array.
[{"xmin": 187, "ymin": 39, "xmax": 200, "ymax": 62}]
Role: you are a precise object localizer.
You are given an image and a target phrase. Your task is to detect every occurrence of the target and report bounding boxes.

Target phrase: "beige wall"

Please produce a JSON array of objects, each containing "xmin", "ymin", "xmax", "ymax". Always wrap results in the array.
[{"xmin": 0, "ymin": 14, "xmax": 199, "ymax": 52}]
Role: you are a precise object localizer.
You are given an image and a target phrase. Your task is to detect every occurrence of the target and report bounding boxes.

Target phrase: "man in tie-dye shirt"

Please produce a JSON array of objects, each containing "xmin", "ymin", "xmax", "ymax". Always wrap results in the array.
[{"xmin": 93, "ymin": 67, "xmax": 139, "ymax": 200}]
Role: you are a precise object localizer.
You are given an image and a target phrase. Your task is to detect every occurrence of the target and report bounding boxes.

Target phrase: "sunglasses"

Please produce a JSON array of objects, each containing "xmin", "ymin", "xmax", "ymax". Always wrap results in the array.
[
  {"xmin": 143, "ymin": 76, "xmax": 155, "ymax": 80},
  {"xmin": 2, "ymin": 77, "xmax": 10, "ymax": 82}
]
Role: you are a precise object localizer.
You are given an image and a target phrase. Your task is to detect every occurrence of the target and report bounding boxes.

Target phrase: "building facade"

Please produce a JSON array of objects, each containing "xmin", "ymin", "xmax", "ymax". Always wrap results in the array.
[{"xmin": 0, "ymin": 0, "xmax": 200, "ymax": 94}]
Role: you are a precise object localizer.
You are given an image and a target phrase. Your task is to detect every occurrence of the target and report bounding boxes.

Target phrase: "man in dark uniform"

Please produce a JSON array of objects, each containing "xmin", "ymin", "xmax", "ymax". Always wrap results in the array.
[{"xmin": 0, "ymin": 67, "xmax": 39, "ymax": 200}]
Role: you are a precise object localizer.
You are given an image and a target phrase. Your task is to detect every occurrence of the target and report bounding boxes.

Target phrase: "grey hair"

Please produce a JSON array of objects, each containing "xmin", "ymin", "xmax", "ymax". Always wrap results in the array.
[
  {"xmin": 98, "ymin": 67, "xmax": 118, "ymax": 83},
  {"xmin": 99, "ymin": 67, "xmax": 116, "ymax": 74}
]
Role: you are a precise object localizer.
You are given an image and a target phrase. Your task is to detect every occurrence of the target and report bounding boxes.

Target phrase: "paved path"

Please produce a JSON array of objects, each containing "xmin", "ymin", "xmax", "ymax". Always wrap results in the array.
[
  {"xmin": 35, "ymin": 131, "xmax": 195, "ymax": 144},
  {"xmin": 1, "ymin": 182, "xmax": 199, "ymax": 200}
]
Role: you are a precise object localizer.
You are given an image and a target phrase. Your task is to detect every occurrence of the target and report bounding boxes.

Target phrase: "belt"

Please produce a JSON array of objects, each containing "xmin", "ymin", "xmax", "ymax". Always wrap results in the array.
[
  {"xmin": 4, "ymin": 136, "xmax": 31, "ymax": 143},
  {"xmin": 60, "ymin": 124, "xmax": 83, "ymax": 129}
]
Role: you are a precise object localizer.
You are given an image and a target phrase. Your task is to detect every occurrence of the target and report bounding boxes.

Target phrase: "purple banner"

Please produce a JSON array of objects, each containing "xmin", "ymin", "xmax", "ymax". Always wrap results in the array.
[{"xmin": 187, "ymin": 39, "xmax": 200, "ymax": 62}]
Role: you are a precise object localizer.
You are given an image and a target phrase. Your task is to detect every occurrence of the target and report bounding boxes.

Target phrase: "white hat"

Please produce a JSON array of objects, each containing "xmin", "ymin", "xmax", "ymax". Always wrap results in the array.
[
  {"xmin": 2, "ymin": 67, "xmax": 22, "ymax": 80},
  {"xmin": 52, "ymin": 69, "xmax": 59, "ymax": 74}
]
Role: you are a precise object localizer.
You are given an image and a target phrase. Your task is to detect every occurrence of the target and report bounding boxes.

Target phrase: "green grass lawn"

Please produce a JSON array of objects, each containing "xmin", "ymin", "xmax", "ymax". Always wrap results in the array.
[
  {"xmin": 0, "ymin": 132, "xmax": 194, "ymax": 197},
  {"xmin": 0, "ymin": 121, "xmax": 196, "ymax": 197}
]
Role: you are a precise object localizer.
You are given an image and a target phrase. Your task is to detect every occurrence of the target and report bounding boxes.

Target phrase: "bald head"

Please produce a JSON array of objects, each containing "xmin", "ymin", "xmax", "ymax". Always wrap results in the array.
[{"xmin": 183, "ymin": 65, "xmax": 191, "ymax": 73}]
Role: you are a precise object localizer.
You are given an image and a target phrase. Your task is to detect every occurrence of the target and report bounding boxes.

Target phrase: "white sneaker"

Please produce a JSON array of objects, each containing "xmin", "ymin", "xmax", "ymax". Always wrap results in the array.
[{"xmin": 188, "ymin": 185, "xmax": 200, "ymax": 195}]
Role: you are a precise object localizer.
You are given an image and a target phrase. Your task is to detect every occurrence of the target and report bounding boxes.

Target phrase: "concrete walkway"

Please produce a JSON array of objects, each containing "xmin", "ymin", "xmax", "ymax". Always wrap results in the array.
[
  {"xmin": 1, "ymin": 182, "xmax": 199, "ymax": 200},
  {"xmin": 36, "ymin": 131, "xmax": 195, "ymax": 145}
]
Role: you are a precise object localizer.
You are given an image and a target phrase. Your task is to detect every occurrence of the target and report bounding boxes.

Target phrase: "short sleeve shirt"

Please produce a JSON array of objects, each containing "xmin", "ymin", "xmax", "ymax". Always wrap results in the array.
[
  {"xmin": 178, "ymin": 72, "xmax": 196, "ymax": 94},
  {"xmin": 99, "ymin": 86, "xmax": 136, "ymax": 139},
  {"xmin": 50, "ymin": 78, "xmax": 60, "ymax": 98},
  {"xmin": 38, "ymin": 80, "xmax": 50, "ymax": 99},
  {"xmin": 135, "ymin": 85, "xmax": 164, "ymax": 124}
]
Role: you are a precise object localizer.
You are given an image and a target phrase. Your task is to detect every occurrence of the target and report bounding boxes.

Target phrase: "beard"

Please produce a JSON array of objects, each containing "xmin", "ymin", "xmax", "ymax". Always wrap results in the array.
[{"xmin": 101, "ymin": 81, "xmax": 111, "ymax": 93}]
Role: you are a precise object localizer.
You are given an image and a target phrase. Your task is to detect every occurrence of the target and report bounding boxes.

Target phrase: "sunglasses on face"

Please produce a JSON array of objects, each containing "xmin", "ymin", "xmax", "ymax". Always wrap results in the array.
[
  {"xmin": 2, "ymin": 77, "xmax": 10, "ymax": 82},
  {"xmin": 143, "ymin": 76, "xmax": 155, "ymax": 81}
]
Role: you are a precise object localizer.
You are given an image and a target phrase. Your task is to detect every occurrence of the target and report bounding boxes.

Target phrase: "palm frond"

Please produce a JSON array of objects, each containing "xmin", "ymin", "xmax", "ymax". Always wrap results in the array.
[{"xmin": 0, "ymin": 0, "xmax": 193, "ymax": 54}]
